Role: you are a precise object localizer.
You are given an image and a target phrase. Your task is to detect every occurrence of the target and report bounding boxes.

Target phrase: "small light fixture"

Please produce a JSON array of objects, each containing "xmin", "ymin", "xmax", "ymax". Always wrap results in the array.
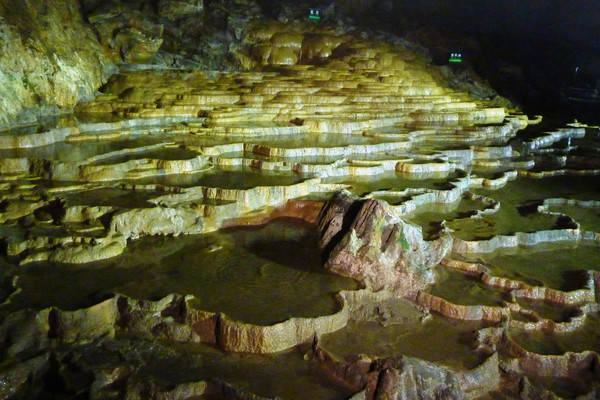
[
  {"xmin": 449, "ymin": 52, "xmax": 463, "ymax": 64},
  {"xmin": 309, "ymin": 8, "xmax": 321, "ymax": 21}
]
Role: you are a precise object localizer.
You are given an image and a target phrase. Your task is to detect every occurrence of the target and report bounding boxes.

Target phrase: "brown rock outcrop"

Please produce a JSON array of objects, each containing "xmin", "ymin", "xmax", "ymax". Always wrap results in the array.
[
  {"xmin": 369, "ymin": 357, "xmax": 464, "ymax": 400},
  {"xmin": 318, "ymin": 190, "xmax": 452, "ymax": 297},
  {"xmin": 311, "ymin": 341, "xmax": 500, "ymax": 400}
]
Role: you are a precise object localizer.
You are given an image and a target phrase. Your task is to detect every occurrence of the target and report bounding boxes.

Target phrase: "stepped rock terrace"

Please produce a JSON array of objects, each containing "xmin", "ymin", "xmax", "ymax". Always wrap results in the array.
[{"xmin": 1, "ymin": 16, "xmax": 600, "ymax": 400}]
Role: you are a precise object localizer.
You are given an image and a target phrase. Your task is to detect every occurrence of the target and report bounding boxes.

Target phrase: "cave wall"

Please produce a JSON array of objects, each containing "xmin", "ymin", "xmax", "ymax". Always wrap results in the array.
[
  {"xmin": 0, "ymin": 0, "xmax": 266, "ymax": 125},
  {"xmin": 0, "ymin": 0, "xmax": 113, "ymax": 126}
]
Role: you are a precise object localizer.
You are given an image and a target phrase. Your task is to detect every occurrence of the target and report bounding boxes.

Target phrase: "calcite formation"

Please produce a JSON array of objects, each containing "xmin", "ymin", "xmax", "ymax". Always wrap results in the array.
[
  {"xmin": 88, "ymin": 4, "xmax": 165, "ymax": 63},
  {"xmin": 0, "ymin": 0, "xmax": 112, "ymax": 125},
  {"xmin": 1, "ymin": 3, "xmax": 600, "ymax": 400},
  {"xmin": 318, "ymin": 190, "xmax": 451, "ymax": 296}
]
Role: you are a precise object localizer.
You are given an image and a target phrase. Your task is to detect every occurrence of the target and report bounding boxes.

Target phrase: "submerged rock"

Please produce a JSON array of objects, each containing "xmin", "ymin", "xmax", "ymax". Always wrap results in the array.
[{"xmin": 318, "ymin": 190, "xmax": 452, "ymax": 297}]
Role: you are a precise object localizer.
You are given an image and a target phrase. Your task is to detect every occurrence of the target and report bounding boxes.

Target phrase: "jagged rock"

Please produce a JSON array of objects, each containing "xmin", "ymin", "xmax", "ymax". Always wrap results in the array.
[
  {"xmin": 318, "ymin": 190, "xmax": 452, "ymax": 296},
  {"xmin": 369, "ymin": 357, "xmax": 464, "ymax": 400},
  {"xmin": 1, "ymin": 309, "xmax": 54, "ymax": 359},
  {"xmin": 0, "ymin": 0, "xmax": 112, "ymax": 125},
  {"xmin": 111, "ymin": 379, "xmax": 208, "ymax": 400},
  {"xmin": 0, "ymin": 295, "xmax": 190, "ymax": 360},
  {"xmin": 90, "ymin": 365, "xmax": 133, "ymax": 400},
  {"xmin": 310, "ymin": 344, "xmax": 469, "ymax": 400},
  {"xmin": 88, "ymin": 6, "xmax": 164, "ymax": 63},
  {"xmin": 458, "ymin": 354, "xmax": 501, "ymax": 398}
]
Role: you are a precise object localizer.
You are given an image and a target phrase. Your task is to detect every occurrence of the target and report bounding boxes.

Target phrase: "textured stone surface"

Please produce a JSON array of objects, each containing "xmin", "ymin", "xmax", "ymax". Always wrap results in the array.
[
  {"xmin": 310, "ymin": 340, "xmax": 501, "ymax": 400},
  {"xmin": 159, "ymin": 0, "xmax": 204, "ymax": 21},
  {"xmin": 319, "ymin": 190, "xmax": 452, "ymax": 295},
  {"xmin": 370, "ymin": 357, "xmax": 464, "ymax": 400},
  {"xmin": 0, "ymin": 0, "xmax": 112, "ymax": 125},
  {"xmin": 0, "ymin": 3, "xmax": 599, "ymax": 399},
  {"xmin": 88, "ymin": 5, "xmax": 164, "ymax": 63}
]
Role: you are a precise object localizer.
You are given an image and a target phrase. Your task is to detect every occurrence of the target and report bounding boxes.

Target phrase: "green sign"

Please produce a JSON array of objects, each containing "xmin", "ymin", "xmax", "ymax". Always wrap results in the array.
[
  {"xmin": 449, "ymin": 52, "xmax": 462, "ymax": 63},
  {"xmin": 309, "ymin": 8, "xmax": 321, "ymax": 20}
]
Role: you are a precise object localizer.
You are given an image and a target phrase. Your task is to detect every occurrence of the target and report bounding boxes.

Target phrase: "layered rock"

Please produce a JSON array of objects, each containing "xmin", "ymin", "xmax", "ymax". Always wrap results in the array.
[
  {"xmin": 158, "ymin": 0, "xmax": 204, "ymax": 21},
  {"xmin": 1, "ymin": 3, "xmax": 599, "ymax": 399},
  {"xmin": 311, "ymin": 337, "xmax": 501, "ymax": 400},
  {"xmin": 318, "ymin": 190, "xmax": 452, "ymax": 296},
  {"xmin": 367, "ymin": 357, "xmax": 464, "ymax": 400}
]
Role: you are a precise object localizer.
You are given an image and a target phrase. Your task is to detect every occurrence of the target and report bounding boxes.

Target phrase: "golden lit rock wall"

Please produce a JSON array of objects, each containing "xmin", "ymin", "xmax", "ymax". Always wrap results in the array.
[{"xmin": 0, "ymin": 0, "xmax": 112, "ymax": 125}]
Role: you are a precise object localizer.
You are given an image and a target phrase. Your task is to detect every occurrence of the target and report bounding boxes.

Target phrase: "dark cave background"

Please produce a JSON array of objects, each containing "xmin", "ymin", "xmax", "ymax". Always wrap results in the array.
[{"xmin": 260, "ymin": 0, "xmax": 600, "ymax": 119}]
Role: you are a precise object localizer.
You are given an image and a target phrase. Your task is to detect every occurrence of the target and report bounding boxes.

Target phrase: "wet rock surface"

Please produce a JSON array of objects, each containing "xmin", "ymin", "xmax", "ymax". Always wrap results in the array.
[
  {"xmin": 0, "ymin": 2, "xmax": 600, "ymax": 399},
  {"xmin": 0, "ymin": 0, "xmax": 112, "ymax": 125}
]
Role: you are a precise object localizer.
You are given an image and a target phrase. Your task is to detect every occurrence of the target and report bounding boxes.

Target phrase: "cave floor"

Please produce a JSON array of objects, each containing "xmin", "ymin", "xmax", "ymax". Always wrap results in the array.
[{"xmin": 1, "ymin": 46, "xmax": 600, "ymax": 400}]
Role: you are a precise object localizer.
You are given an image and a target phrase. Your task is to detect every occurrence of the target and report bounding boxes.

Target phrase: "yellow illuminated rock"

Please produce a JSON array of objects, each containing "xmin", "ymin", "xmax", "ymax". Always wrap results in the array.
[{"xmin": 0, "ymin": 4, "xmax": 599, "ymax": 400}]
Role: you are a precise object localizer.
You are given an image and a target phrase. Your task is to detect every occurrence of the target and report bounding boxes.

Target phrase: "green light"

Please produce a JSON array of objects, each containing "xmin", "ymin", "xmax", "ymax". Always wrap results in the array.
[
  {"xmin": 449, "ymin": 52, "xmax": 462, "ymax": 64},
  {"xmin": 309, "ymin": 8, "xmax": 321, "ymax": 20}
]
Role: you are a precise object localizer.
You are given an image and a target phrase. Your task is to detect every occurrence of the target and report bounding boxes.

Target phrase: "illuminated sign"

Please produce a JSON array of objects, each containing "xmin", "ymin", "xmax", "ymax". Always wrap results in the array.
[
  {"xmin": 309, "ymin": 8, "xmax": 321, "ymax": 20},
  {"xmin": 449, "ymin": 52, "xmax": 463, "ymax": 63}
]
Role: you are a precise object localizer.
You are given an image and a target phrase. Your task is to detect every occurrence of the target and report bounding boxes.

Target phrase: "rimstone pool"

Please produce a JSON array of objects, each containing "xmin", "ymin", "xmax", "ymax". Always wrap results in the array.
[{"xmin": 1, "ymin": 23, "xmax": 600, "ymax": 400}]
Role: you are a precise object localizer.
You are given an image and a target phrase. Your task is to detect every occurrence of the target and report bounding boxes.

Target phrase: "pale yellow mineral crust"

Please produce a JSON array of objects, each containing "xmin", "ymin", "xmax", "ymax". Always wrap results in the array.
[{"xmin": 0, "ymin": 9, "xmax": 599, "ymax": 399}]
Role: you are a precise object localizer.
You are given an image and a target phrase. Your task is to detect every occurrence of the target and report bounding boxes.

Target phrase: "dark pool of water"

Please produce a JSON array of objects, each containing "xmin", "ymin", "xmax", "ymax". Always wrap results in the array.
[
  {"xmin": 124, "ymin": 167, "xmax": 311, "ymax": 189},
  {"xmin": 4, "ymin": 218, "xmax": 357, "ymax": 325},
  {"xmin": 478, "ymin": 242, "xmax": 600, "ymax": 291},
  {"xmin": 428, "ymin": 266, "xmax": 508, "ymax": 307},
  {"xmin": 319, "ymin": 314, "xmax": 485, "ymax": 370},
  {"xmin": 509, "ymin": 312, "xmax": 600, "ymax": 356},
  {"xmin": 448, "ymin": 176, "xmax": 600, "ymax": 240}
]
